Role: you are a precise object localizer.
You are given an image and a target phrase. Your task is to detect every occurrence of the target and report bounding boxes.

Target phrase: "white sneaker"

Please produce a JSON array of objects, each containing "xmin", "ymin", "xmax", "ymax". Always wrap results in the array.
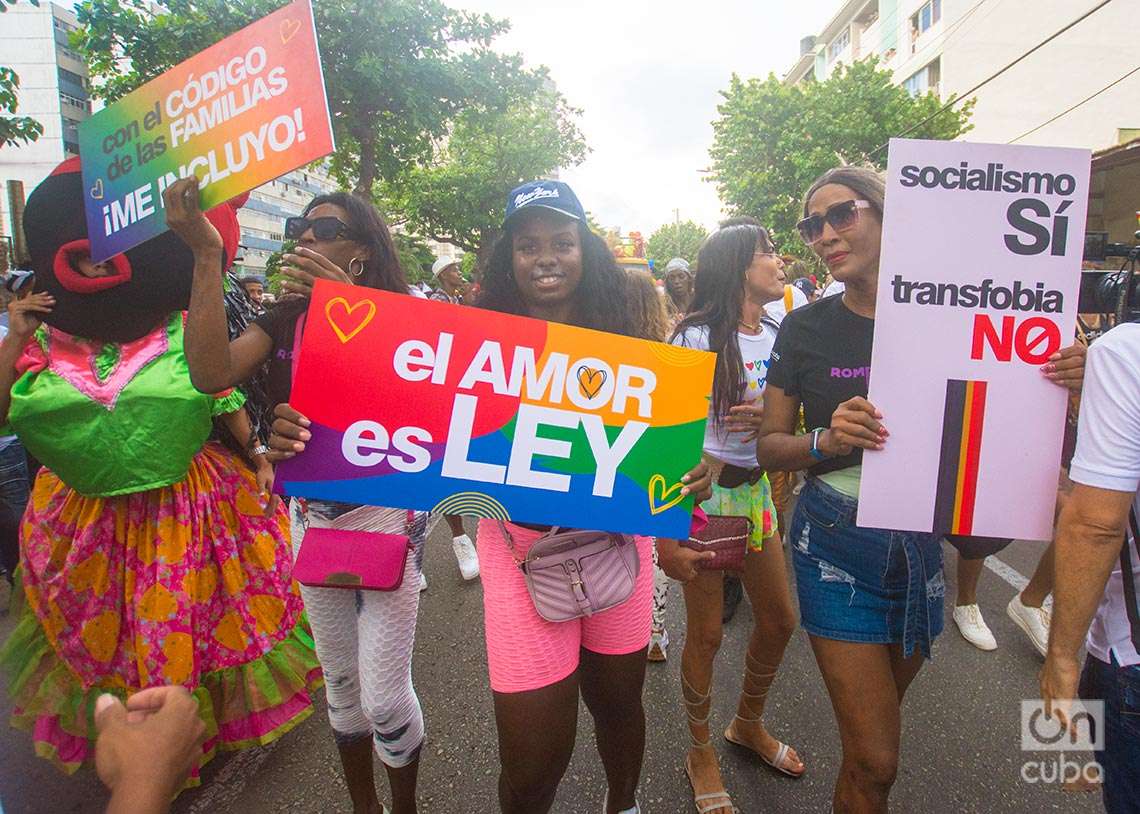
[
  {"xmin": 419, "ymin": 572, "xmax": 428, "ymax": 592},
  {"xmin": 1007, "ymin": 594, "xmax": 1050, "ymax": 657},
  {"xmin": 452, "ymin": 534, "xmax": 480, "ymax": 581},
  {"xmin": 952, "ymin": 604, "xmax": 997, "ymax": 650}
]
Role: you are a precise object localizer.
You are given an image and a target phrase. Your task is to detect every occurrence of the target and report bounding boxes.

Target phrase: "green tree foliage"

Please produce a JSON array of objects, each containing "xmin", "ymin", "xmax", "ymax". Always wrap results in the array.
[
  {"xmin": 646, "ymin": 220, "xmax": 708, "ymax": 269},
  {"xmin": 73, "ymin": 0, "xmax": 545, "ymax": 196},
  {"xmin": 0, "ymin": 67, "xmax": 43, "ymax": 148},
  {"xmin": 262, "ymin": 238, "xmax": 295, "ymax": 295},
  {"xmin": 709, "ymin": 58, "xmax": 973, "ymax": 245},
  {"xmin": 393, "ymin": 231, "xmax": 436, "ymax": 284},
  {"xmin": 385, "ymin": 86, "xmax": 587, "ymax": 264}
]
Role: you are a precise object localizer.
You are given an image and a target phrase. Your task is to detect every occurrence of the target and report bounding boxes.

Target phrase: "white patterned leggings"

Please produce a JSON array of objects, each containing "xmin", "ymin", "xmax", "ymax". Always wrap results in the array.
[
  {"xmin": 291, "ymin": 500, "xmax": 429, "ymax": 768},
  {"xmin": 652, "ymin": 542, "xmax": 670, "ymax": 634}
]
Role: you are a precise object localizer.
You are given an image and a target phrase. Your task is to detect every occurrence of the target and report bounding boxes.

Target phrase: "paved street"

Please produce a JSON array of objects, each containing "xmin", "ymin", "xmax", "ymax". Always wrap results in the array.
[{"xmin": 0, "ymin": 521, "xmax": 1103, "ymax": 813}]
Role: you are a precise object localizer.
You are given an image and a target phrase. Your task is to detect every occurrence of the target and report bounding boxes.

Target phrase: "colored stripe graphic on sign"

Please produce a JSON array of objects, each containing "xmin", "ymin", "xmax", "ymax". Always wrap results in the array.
[{"xmin": 932, "ymin": 379, "xmax": 988, "ymax": 535}]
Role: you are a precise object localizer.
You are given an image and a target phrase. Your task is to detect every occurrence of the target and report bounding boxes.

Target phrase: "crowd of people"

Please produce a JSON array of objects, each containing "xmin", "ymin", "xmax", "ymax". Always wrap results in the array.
[{"xmin": 0, "ymin": 157, "xmax": 1136, "ymax": 814}]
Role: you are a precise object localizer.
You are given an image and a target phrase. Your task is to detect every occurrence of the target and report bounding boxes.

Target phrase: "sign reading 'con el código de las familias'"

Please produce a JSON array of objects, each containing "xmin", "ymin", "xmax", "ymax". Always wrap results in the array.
[{"xmin": 79, "ymin": 0, "xmax": 334, "ymax": 261}]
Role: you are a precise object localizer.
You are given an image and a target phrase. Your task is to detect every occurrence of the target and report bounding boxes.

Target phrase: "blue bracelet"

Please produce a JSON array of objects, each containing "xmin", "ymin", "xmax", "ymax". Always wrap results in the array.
[{"xmin": 809, "ymin": 428, "xmax": 828, "ymax": 461}]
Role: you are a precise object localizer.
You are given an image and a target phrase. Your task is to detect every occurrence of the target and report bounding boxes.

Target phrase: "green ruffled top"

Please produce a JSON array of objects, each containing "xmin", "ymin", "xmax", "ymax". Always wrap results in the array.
[{"xmin": 8, "ymin": 313, "xmax": 244, "ymax": 497}]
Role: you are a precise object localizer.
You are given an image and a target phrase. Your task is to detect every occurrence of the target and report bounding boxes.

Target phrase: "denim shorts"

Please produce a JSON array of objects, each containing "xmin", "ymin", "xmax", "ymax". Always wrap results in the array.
[{"xmin": 790, "ymin": 477, "xmax": 945, "ymax": 659}]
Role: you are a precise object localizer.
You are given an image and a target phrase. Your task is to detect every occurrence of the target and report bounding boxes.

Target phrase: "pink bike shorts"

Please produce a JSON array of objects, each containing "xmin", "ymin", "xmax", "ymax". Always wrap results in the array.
[{"xmin": 477, "ymin": 519, "xmax": 654, "ymax": 694}]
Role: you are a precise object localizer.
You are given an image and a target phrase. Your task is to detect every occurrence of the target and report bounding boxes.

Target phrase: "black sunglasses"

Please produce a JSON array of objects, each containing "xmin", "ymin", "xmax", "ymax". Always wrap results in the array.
[
  {"xmin": 284, "ymin": 216, "xmax": 356, "ymax": 241},
  {"xmin": 796, "ymin": 199, "xmax": 872, "ymax": 245}
]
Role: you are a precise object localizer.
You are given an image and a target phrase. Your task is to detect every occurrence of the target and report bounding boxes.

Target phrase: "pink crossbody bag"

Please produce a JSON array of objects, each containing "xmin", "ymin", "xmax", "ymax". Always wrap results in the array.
[
  {"xmin": 293, "ymin": 519, "xmax": 415, "ymax": 591},
  {"xmin": 286, "ymin": 312, "xmax": 415, "ymax": 592}
]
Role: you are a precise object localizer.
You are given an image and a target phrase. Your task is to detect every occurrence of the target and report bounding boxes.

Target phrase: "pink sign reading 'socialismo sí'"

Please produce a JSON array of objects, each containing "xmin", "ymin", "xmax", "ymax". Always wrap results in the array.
[{"xmin": 858, "ymin": 138, "xmax": 1090, "ymax": 541}]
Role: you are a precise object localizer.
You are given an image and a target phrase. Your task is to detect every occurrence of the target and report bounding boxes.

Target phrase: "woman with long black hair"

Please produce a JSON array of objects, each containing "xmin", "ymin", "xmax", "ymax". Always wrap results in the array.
[
  {"xmin": 757, "ymin": 166, "xmax": 1084, "ymax": 812},
  {"xmin": 660, "ymin": 217, "xmax": 804, "ymax": 814},
  {"xmin": 473, "ymin": 182, "xmax": 711, "ymax": 814},
  {"xmin": 167, "ymin": 179, "xmax": 432, "ymax": 814}
]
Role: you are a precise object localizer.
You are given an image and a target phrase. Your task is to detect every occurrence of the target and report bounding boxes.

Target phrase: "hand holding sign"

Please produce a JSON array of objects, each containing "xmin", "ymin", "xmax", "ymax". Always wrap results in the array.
[
  {"xmin": 824, "ymin": 396, "xmax": 888, "ymax": 456},
  {"xmin": 1040, "ymin": 342, "xmax": 1087, "ymax": 392},
  {"xmin": 162, "ymin": 178, "xmax": 223, "ymax": 258}
]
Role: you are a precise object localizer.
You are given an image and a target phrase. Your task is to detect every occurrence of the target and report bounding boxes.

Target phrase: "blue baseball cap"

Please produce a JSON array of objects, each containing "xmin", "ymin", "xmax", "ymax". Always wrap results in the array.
[{"xmin": 504, "ymin": 180, "xmax": 585, "ymax": 226}]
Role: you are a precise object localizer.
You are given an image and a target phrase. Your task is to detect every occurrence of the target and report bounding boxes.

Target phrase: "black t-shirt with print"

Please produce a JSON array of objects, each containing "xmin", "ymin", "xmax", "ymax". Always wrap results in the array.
[
  {"xmin": 253, "ymin": 296, "xmax": 309, "ymax": 410},
  {"xmin": 766, "ymin": 294, "xmax": 875, "ymax": 476}
]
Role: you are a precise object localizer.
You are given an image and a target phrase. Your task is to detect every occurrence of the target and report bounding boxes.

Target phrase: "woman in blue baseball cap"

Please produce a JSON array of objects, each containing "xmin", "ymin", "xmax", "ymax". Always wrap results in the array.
[{"xmin": 475, "ymin": 180, "xmax": 713, "ymax": 814}]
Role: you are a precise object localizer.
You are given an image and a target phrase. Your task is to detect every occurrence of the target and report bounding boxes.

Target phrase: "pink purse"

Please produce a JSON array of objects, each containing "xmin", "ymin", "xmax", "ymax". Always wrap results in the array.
[
  {"xmin": 293, "ymin": 523, "xmax": 413, "ymax": 591},
  {"xmin": 287, "ymin": 314, "xmax": 414, "ymax": 591},
  {"xmin": 498, "ymin": 522, "xmax": 640, "ymax": 622}
]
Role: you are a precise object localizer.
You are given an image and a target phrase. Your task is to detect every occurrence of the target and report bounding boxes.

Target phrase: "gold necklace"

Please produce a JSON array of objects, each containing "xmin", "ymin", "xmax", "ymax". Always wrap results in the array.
[{"xmin": 738, "ymin": 319, "xmax": 761, "ymax": 332}]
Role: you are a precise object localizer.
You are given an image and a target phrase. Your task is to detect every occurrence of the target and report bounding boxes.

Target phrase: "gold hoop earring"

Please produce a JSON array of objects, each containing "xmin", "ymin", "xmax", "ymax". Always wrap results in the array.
[{"xmin": 348, "ymin": 257, "xmax": 364, "ymax": 277}]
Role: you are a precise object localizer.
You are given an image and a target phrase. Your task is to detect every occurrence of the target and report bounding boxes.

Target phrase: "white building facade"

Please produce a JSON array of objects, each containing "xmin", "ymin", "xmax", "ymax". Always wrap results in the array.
[
  {"xmin": 785, "ymin": 0, "xmax": 1139, "ymax": 152},
  {"xmin": 0, "ymin": 1, "xmax": 92, "ymax": 251}
]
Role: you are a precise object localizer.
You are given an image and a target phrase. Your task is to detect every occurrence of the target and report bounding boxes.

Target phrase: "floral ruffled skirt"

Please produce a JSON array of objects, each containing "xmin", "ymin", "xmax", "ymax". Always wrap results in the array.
[{"xmin": 0, "ymin": 443, "xmax": 322, "ymax": 780}]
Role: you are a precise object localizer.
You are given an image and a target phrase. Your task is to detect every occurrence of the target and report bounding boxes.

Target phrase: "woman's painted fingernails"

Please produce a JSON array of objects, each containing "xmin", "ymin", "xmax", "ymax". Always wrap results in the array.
[
  {"xmin": 299, "ymin": 430, "xmax": 311, "ymax": 441},
  {"xmin": 293, "ymin": 442, "xmax": 304, "ymax": 452}
]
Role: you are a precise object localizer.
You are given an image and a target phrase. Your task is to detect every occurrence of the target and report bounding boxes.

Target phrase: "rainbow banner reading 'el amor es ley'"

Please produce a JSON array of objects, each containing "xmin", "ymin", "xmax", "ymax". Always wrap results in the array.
[{"xmin": 274, "ymin": 281, "xmax": 716, "ymax": 539}]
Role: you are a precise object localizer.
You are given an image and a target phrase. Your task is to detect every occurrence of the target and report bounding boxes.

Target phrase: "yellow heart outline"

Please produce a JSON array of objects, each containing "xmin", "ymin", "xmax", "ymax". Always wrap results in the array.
[
  {"xmin": 280, "ymin": 18, "xmax": 302, "ymax": 44},
  {"xmin": 325, "ymin": 297, "xmax": 376, "ymax": 344},
  {"xmin": 647, "ymin": 473, "xmax": 686, "ymax": 516}
]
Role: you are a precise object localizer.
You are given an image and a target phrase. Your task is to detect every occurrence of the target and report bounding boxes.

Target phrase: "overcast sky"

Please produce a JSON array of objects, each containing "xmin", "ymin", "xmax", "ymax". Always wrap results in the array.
[{"xmin": 461, "ymin": 0, "xmax": 842, "ymax": 235}]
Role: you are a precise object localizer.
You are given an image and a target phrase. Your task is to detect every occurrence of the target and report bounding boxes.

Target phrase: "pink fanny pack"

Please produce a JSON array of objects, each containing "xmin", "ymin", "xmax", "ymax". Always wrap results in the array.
[{"xmin": 498, "ymin": 522, "xmax": 640, "ymax": 623}]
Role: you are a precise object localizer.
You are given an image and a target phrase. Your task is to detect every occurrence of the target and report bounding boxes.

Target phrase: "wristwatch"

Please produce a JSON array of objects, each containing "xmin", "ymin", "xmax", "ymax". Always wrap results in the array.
[{"xmin": 809, "ymin": 428, "xmax": 829, "ymax": 461}]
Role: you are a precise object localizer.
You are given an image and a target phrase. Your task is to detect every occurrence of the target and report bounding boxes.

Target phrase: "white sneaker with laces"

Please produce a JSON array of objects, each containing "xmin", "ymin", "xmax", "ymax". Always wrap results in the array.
[
  {"xmin": 1007, "ymin": 595, "xmax": 1050, "ymax": 657},
  {"xmin": 952, "ymin": 604, "xmax": 997, "ymax": 651},
  {"xmin": 419, "ymin": 572, "xmax": 427, "ymax": 592},
  {"xmin": 452, "ymin": 534, "xmax": 480, "ymax": 580}
]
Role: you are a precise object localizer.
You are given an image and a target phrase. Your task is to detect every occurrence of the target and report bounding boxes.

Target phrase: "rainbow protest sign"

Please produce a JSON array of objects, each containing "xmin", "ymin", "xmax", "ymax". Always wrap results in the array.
[
  {"xmin": 274, "ymin": 281, "xmax": 716, "ymax": 538},
  {"xmin": 79, "ymin": 0, "xmax": 333, "ymax": 261}
]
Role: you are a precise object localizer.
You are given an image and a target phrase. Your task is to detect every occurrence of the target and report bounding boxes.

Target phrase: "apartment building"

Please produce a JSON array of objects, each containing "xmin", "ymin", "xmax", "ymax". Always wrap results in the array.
[
  {"xmin": 0, "ymin": 1, "xmax": 92, "ymax": 251},
  {"xmin": 237, "ymin": 169, "xmax": 464, "ymax": 278},
  {"xmin": 784, "ymin": 0, "xmax": 1139, "ymax": 151}
]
